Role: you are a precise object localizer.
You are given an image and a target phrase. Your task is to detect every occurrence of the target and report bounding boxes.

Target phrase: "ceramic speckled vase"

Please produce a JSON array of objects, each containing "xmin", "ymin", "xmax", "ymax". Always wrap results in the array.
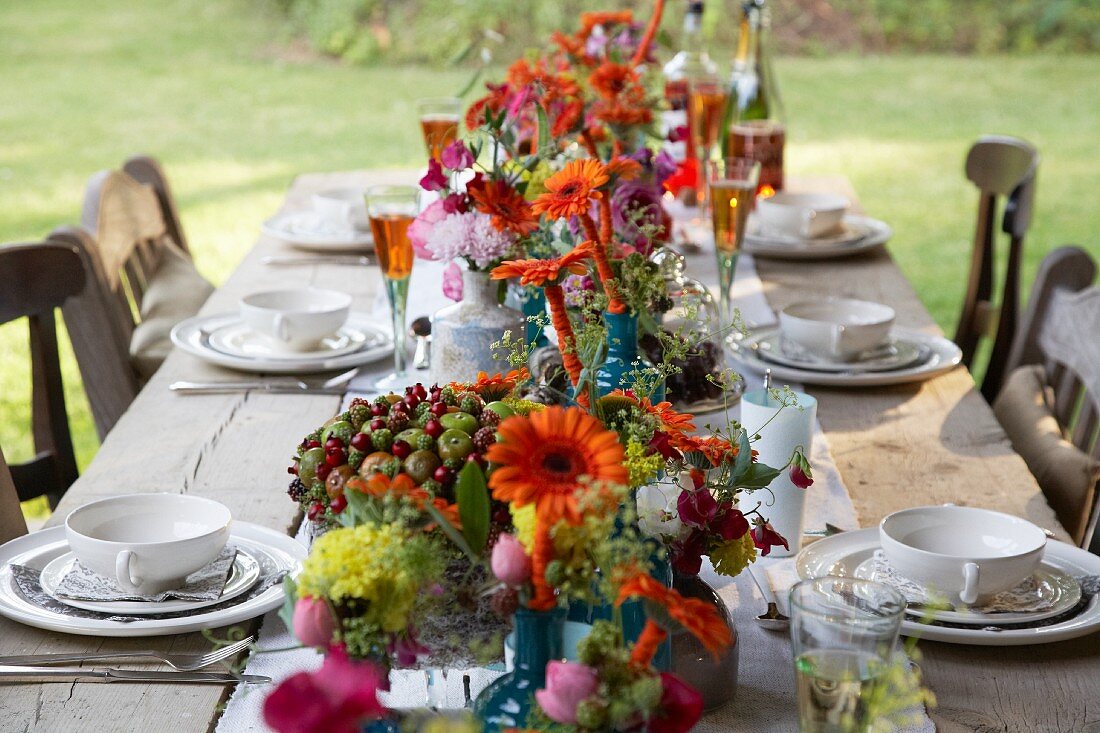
[
  {"xmin": 429, "ymin": 270, "xmax": 524, "ymax": 386},
  {"xmin": 669, "ymin": 571, "xmax": 738, "ymax": 710}
]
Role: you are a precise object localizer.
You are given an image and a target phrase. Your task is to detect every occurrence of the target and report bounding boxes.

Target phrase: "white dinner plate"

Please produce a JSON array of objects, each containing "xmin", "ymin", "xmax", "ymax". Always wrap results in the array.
[
  {"xmin": 727, "ymin": 326, "xmax": 962, "ymax": 387},
  {"xmin": 40, "ymin": 547, "xmax": 262, "ymax": 616},
  {"xmin": 171, "ymin": 312, "xmax": 393, "ymax": 374},
  {"xmin": 796, "ymin": 527, "xmax": 1100, "ymax": 645},
  {"xmin": 0, "ymin": 521, "xmax": 304, "ymax": 637},
  {"xmin": 262, "ymin": 211, "xmax": 374, "ymax": 252},
  {"xmin": 751, "ymin": 329, "xmax": 928, "ymax": 374},
  {"xmin": 207, "ymin": 321, "xmax": 373, "ymax": 361},
  {"xmin": 744, "ymin": 215, "xmax": 892, "ymax": 260}
]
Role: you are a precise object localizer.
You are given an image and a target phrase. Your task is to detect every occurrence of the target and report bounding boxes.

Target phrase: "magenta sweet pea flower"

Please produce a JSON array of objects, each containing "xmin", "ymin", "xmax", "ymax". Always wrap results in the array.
[
  {"xmin": 441, "ymin": 140, "xmax": 474, "ymax": 170},
  {"xmin": 535, "ymin": 661, "xmax": 600, "ymax": 725},
  {"xmin": 419, "ymin": 158, "xmax": 448, "ymax": 192},
  {"xmin": 712, "ymin": 507, "xmax": 750, "ymax": 542},
  {"xmin": 441, "ymin": 192, "xmax": 467, "ymax": 214},
  {"xmin": 292, "ymin": 596, "xmax": 337, "ymax": 648},
  {"xmin": 263, "ymin": 647, "xmax": 387, "ymax": 733},
  {"xmin": 647, "ymin": 673, "xmax": 704, "ymax": 733},
  {"xmin": 490, "ymin": 533, "xmax": 531, "ymax": 588},
  {"xmin": 677, "ymin": 488, "xmax": 717, "ymax": 528},
  {"xmin": 751, "ymin": 519, "xmax": 789, "ymax": 557},
  {"xmin": 790, "ymin": 464, "xmax": 813, "ymax": 489},
  {"xmin": 408, "ymin": 199, "xmax": 447, "ymax": 260}
]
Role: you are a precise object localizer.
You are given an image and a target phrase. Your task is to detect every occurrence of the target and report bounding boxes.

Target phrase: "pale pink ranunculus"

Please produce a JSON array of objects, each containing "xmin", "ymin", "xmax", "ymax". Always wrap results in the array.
[
  {"xmin": 490, "ymin": 533, "xmax": 531, "ymax": 588},
  {"xmin": 535, "ymin": 661, "xmax": 600, "ymax": 725},
  {"xmin": 293, "ymin": 596, "xmax": 337, "ymax": 648},
  {"xmin": 408, "ymin": 198, "xmax": 447, "ymax": 260},
  {"xmin": 442, "ymin": 261, "xmax": 464, "ymax": 301}
]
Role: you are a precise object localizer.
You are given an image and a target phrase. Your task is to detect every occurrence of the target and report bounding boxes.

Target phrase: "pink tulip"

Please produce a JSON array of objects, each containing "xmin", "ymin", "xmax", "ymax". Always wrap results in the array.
[
  {"xmin": 263, "ymin": 647, "xmax": 387, "ymax": 733},
  {"xmin": 535, "ymin": 661, "xmax": 600, "ymax": 725},
  {"xmin": 408, "ymin": 198, "xmax": 447, "ymax": 260},
  {"xmin": 293, "ymin": 596, "xmax": 337, "ymax": 649},
  {"xmin": 490, "ymin": 533, "xmax": 531, "ymax": 588}
]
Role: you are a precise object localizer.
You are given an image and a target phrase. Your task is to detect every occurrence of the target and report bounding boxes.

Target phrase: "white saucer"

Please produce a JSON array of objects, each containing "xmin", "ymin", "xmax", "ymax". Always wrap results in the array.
[
  {"xmin": 208, "ymin": 321, "xmax": 371, "ymax": 361},
  {"xmin": 852, "ymin": 555, "xmax": 1082, "ymax": 625},
  {"xmin": 0, "ymin": 521, "xmax": 304, "ymax": 637},
  {"xmin": 796, "ymin": 527, "xmax": 1100, "ymax": 645},
  {"xmin": 744, "ymin": 215, "xmax": 892, "ymax": 260},
  {"xmin": 171, "ymin": 312, "xmax": 393, "ymax": 374},
  {"xmin": 752, "ymin": 329, "xmax": 928, "ymax": 374},
  {"xmin": 262, "ymin": 211, "xmax": 374, "ymax": 252},
  {"xmin": 40, "ymin": 547, "xmax": 262, "ymax": 616},
  {"xmin": 727, "ymin": 326, "xmax": 962, "ymax": 387}
]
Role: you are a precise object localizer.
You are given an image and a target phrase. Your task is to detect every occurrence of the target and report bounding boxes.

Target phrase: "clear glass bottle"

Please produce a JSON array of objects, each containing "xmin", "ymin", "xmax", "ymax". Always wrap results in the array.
[{"xmin": 720, "ymin": 0, "xmax": 786, "ymax": 193}]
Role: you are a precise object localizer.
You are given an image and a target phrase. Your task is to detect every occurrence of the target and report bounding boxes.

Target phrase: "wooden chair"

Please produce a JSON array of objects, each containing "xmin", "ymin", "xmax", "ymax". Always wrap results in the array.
[
  {"xmin": 997, "ymin": 246, "xmax": 1100, "ymax": 551},
  {"xmin": 953, "ymin": 135, "xmax": 1040, "ymax": 402},
  {"xmin": 121, "ymin": 155, "xmax": 190, "ymax": 255},
  {"xmin": 0, "ymin": 448, "xmax": 29, "ymax": 544},
  {"xmin": 0, "ymin": 242, "xmax": 87, "ymax": 508}
]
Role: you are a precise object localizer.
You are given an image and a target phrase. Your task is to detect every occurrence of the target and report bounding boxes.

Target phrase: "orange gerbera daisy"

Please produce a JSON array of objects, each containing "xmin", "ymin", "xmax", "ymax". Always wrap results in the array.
[
  {"xmin": 616, "ymin": 572, "xmax": 731, "ymax": 658},
  {"xmin": 579, "ymin": 11, "xmax": 634, "ymax": 39},
  {"xmin": 606, "ymin": 156, "xmax": 643, "ymax": 181},
  {"xmin": 531, "ymin": 159, "xmax": 610, "ymax": 221},
  {"xmin": 593, "ymin": 98, "xmax": 654, "ymax": 127},
  {"xmin": 490, "ymin": 246, "xmax": 590, "ymax": 287},
  {"xmin": 588, "ymin": 61, "xmax": 637, "ymax": 101},
  {"xmin": 347, "ymin": 473, "xmax": 462, "ymax": 529},
  {"xmin": 467, "ymin": 177, "xmax": 538, "ymax": 236},
  {"xmin": 640, "ymin": 398, "xmax": 697, "ymax": 435},
  {"xmin": 669, "ymin": 434, "xmax": 739, "ymax": 467},
  {"xmin": 462, "ymin": 368, "xmax": 530, "ymax": 402},
  {"xmin": 465, "ymin": 84, "xmax": 510, "ymax": 131}
]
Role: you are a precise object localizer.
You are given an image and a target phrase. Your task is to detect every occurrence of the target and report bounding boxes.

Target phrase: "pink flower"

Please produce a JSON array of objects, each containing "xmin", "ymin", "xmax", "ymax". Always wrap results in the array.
[
  {"xmin": 441, "ymin": 192, "xmax": 467, "ymax": 214},
  {"xmin": 293, "ymin": 596, "xmax": 337, "ymax": 648},
  {"xmin": 419, "ymin": 159, "xmax": 448, "ymax": 191},
  {"xmin": 647, "ymin": 673, "xmax": 704, "ymax": 733},
  {"xmin": 535, "ymin": 661, "xmax": 599, "ymax": 725},
  {"xmin": 790, "ymin": 465, "xmax": 813, "ymax": 489},
  {"xmin": 408, "ymin": 199, "xmax": 447, "ymax": 260},
  {"xmin": 490, "ymin": 533, "xmax": 531, "ymax": 588},
  {"xmin": 425, "ymin": 210, "xmax": 515, "ymax": 268},
  {"xmin": 712, "ymin": 507, "xmax": 749, "ymax": 542},
  {"xmin": 441, "ymin": 140, "xmax": 474, "ymax": 170},
  {"xmin": 677, "ymin": 488, "xmax": 717, "ymax": 528},
  {"xmin": 388, "ymin": 629, "xmax": 429, "ymax": 667},
  {"xmin": 751, "ymin": 518, "xmax": 789, "ymax": 557},
  {"xmin": 263, "ymin": 647, "xmax": 387, "ymax": 733},
  {"xmin": 442, "ymin": 261, "xmax": 464, "ymax": 301}
]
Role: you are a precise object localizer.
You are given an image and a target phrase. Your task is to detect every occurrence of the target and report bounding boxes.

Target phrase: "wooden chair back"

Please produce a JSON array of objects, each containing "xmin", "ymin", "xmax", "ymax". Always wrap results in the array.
[
  {"xmin": 0, "ymin": 448, "xmax": 28, "ymax": 544},
  {"xmin": 954, "ymin": 135, "xmax": 1040, "ymax": 401},
  {"xmin": 121, "ymin": 155, "xmax": 190, "ymax": 255},
  {"xmin": 0, "ymin": 242, "xmax": 87, "ymax": 508}
]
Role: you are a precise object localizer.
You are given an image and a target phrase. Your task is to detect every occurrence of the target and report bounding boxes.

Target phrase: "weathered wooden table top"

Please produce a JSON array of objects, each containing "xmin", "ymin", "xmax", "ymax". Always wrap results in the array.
[{"xmin": 2, "ymin": 171, "xmax": 1096, "ymax": 733}]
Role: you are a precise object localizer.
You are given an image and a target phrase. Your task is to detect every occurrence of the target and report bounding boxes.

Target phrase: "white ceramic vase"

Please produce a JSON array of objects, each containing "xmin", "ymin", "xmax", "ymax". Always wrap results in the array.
[{"xmin": 428, "ymin": 269, "xmax": 524, "ymax": 386}]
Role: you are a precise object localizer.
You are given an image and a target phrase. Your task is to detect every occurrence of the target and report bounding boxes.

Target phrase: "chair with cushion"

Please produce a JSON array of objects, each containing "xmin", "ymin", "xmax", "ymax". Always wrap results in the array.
[
  {"xmin": 993, "ymin": 246, "xmax": 1100, "ymax": 552},
  {"xmin": 80, "ymin": 156, "xmax": 214, "ymax": 386},
  {"xmin": 954, "ymin": 135, "xmax": 1040, "ymax": 402}
]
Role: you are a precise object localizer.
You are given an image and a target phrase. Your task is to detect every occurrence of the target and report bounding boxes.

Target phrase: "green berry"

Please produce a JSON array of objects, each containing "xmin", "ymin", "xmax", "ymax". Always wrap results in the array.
[
  {"xmin": 544, "ymin": 560, "xmax": 566, "ymax": 587},
  {"xmin": 371, "ymin": 428, "xmax": 393, "ymax": 451},
  {"xmin": 576, "ymin": 700, "xmax": 608, "ymax": 730},
  {"xmin": 459, "ymin": 393, "xmax": 484, "ymax": 416},
  {"xmin": 439, "ymin": 385, "xmax": 458, "ymax": 406},
  {"xmin": 348, "ymin": 404, "xmax": 371, "ymax": 431},
  {"xmin": 420, "ymin": 478, "xmax": 442, "ymax": 495},
  {"xmin": 347, "ymin": 449, "xmax": 366, "ymax": 470},
  {"xmin": 630, "ymin": 675, "xmax": 663, "ymax": 712},
  {"xmin": 416, "ymin": 401, "xmax": 432, "ymax": 420},
  {"xmin": 381, "ymin": 458, "xmax": 402, "ymax": 478},
  {"xmin": 415, "ymin": 434, "xmax": 436, "ymax": 451},
  {"xmin": 443, "ymin": 457, "xmax": 464, "ymax": 470}
]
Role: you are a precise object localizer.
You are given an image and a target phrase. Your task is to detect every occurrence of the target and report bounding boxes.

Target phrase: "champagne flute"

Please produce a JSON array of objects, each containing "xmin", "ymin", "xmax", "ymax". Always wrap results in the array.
[
  {"xmin": 708, "ymin": 156, "xmax": 760, "ymax": 329},
  {"xmin": 366, "ymin": 185, "xmax": 419, "ymax": 392},
  {"xmin": 688, "ymin": 75, "xmax": 728, "ymax": 207},
  {"xmin": 417, "ymin": 97, "xmax": 461, "ymax": 164}
]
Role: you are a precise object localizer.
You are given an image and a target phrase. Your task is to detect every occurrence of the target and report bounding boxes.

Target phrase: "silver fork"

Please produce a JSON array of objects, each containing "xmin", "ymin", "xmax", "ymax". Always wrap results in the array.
[{"xmin": 0, "ymin": 635, "xmax": 254, "ymax": 672}]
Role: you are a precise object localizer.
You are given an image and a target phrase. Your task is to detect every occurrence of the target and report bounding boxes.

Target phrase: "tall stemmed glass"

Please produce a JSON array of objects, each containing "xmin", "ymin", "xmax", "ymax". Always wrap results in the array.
[
  {"xmin": 366, "ymin": 185, "xmax": 419, "ymax": 392},
  {"xmin": 417, "ymin": 97, "xmax": 461, "ymax": 164},
  {"xmin": 688, "ymin": 74, "xmax": 728, "ymax": 207},
  {"xmin": 708, "ymin": 156, "xmax": 760, "ymax": 330}
]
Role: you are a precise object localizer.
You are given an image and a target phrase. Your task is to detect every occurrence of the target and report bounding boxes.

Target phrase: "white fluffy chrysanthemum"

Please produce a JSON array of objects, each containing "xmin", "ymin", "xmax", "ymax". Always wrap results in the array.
[{"xmin": 425, "ymin": 211, "xmax": 515, "ymax": 269}]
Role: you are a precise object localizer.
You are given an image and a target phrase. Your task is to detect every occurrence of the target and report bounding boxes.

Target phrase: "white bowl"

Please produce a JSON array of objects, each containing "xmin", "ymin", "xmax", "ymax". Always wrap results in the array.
[
  {"xmin": 779, "ymin": 298, "xmax": 895, "ymax": 361},
  {"xmin": 756, "ymin": 192, "xmax": 850, "ymax": 239},
  {"xmin": 65, "ymin": 494, "xmax": 232, "ymax": 595},
  {"xmin": 240, "ymin": 287, "xmax": 352, "ymax": 352},
  {"xmin": 312, "ymin": 188, "xmax": 369, "ymax": 231},
  {"xmin": 880, "ymin": 506, "xmax": 1046, "ymax": 605}
]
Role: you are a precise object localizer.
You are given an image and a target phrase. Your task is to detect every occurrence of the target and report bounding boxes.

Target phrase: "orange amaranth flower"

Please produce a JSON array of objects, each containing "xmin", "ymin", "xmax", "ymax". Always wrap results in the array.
[
  {"xmin": 588, "ymin": 62, "xmax": 637, "ymax": 101},
  {"xmin": 616, "ymin": 572, "xmax": 731, "ymax": 657},
  {"xmin": 467, "ymin": 176, "xmax": 538, "ymax": 236},
  {"xmin": 532, "ymin": 159, "xmax": 610, "ymax": 221},
  {"xmin": 491, "ymin": 246, "xmax": 590, "ymax": 287}
]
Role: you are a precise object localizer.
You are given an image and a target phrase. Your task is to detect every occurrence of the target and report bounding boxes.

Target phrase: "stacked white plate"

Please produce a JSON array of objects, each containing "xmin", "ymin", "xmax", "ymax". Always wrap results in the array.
[
  {"xmin": 744, "ymin": 214, "xmax": 892, "ymax": 260},
  {"xmin": 262, "ymin": 211, "xmax": 374, "ymax": 252}
]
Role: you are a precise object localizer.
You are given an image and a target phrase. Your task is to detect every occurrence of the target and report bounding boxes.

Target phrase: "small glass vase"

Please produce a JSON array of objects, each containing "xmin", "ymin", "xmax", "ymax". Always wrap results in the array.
[
  {"xmin": 474, "ymin": 607, "xmax": 566, "ymax": 732},
  {"xmin": 669, "ymin": 571, "xmax": 739, "ymax": 711},
  {"xmin": 595, "ymin": 310, "xmax": 665, "ymax": 401},
  {"xmin": 429, "ymin": 269, "xmax": 524, "ymax": 386}
]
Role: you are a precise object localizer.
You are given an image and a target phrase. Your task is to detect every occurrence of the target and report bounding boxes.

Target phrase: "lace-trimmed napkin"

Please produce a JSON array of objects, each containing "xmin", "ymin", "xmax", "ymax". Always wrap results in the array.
[{"xmin": 53, "ymin": 545, "xmax": 238, "ymax": 603}]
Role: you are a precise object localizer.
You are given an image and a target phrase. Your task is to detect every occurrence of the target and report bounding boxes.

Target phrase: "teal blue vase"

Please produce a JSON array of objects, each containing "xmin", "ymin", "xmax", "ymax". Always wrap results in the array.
[
  {"xmin": 474, "ymin": 607, "xmax": 565, "ymax": 731},
  {"xmin": 522, "ymin": 287, "xmax": 549, "ymax": 348},
  {"xmin": 596, "ymin": 311, "xmax": 665, "ymax": 401}
]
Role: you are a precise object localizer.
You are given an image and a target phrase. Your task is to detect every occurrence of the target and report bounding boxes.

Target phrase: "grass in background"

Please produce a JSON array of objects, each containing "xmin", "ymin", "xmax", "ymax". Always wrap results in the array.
[{"xmin": 1, "ymin": 0, "xmax": 1098, "ymax": 516}]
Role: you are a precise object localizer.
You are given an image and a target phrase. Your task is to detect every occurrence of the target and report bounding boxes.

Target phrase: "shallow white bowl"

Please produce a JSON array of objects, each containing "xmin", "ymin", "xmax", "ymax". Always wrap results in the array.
[
  {"xmin": 65, "ymin": 494, "xmax": 232, "ymax": 595},
  {"xmin": 779, "ymin": 298, "xmax": 895, "ymax": 361},
  {"xmin": 756, "ymin": 192, "xmax": 850, "ymax": 239},
  {"xmin": 240, "ymin": 287, "xmax": 352, "ymax": 353},
  {"xmin": 880, "ymin": 506, "xmax": 1046, "ymax": 605},
  {"xmin": 311, "ymin": 188, "xmax": 369, "ymax": 230}
]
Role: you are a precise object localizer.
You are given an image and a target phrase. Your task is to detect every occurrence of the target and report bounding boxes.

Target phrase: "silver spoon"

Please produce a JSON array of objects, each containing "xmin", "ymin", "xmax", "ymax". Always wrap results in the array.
[
  {"xmin": 411, "ymin": 316, "xmax": 432, "ymax": 371},
  {"xmin": 747, "ymin": 563, "xmax": 790, "ymax": 630}
]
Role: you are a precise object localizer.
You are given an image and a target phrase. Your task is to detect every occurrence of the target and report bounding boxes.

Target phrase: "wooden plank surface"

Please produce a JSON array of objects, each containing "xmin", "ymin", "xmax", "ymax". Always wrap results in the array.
[{"xmin": 3, "ymin": 171, "xmax": 1097, "ymax": 732}]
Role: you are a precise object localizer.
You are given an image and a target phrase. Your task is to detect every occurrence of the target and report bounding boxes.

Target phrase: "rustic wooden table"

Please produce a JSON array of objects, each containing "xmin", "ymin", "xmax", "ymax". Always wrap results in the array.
[{"xmin": 2, "ymin": 171, "xmax": 1096, "ymax": 732}]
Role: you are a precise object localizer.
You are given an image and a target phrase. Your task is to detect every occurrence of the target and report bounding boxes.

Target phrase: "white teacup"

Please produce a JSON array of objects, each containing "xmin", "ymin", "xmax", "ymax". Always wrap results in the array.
[
  {"xmin": 240, "ymin": 288, "xmax": 352, "ymax": 352},
  {"xmin": 756, "ymin": 192, "xmax": 850, "ymax": 239},
  {"xmin": 779, "ymin": 298, "xmax": 895, "ymax": 361},
  {"xmin": 880, "ymin": 506, "xmax": 1046, "ymax": 605},
  {"xmin": 311, "ymin": 188, "xmax": 369, "ymax": 231},
  {"xmin": 65, "ymin": 494, "xmax": 232, "ymax": 595}
]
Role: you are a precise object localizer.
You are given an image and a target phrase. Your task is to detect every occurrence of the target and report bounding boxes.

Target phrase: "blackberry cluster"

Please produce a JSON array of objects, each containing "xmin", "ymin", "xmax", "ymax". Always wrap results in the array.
[
  {"xmin": 287, "ymin": 478, "xmax": 308, "ymax": 501},
  {"xmin": 640, "ymin": 331, "xmax": 724, "ymax": 405}
]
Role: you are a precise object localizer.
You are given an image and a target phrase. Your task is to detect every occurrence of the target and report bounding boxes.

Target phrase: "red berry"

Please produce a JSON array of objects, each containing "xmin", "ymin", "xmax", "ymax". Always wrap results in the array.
[
  {"xmin": 424, "ymin": 419, "xmax": 444, "ymax": 438},
  {"xmin": 369, "ymin": 418, "xmax": 387, "ymax": 432},
  {"xmin": 429, "ymin": 385, "xmax": 442, "ymax": 401},
  {"xmin": 307, "ymin": 502, "xmax": 326, "ymax": 521},
  {"xmin": 370, "ymin": 404, "xmax": 388, "ymax": 417},
  {"xmin": 325, "ymin": 437, "xmax": 344, "ymax": 450},
  {"xmin": 413, "ymin": 383, "xmax": 428, "ymax": 400},
  {"xmin": 329, "ymin": 495, "xmax": 348, "ymax": 513},
  {"xmin": 392, "ymin": 440, "xmax": 412, "ymax": 459},
  {"xmin": 306, "ymin": 440, "xmax": 322, "ymax": 449},
  {"xmin": 466, "ymin": 452, "xmax": 483, "ymax": 466},
  {"xmin": 325, "ymin": 449, "xmax": 346, "ymax": 466},
  {"xmin": 350, "ymin": 433, "xmax": 372, "ymax": 452},
  {"xmin": 430, "ymin": 402, "xmax": 448, "ymax": 417},
  {"xmin": 316, "ymin": 463, "xmax": 332, "ymax": 480},
  {"xmin": 403, "ymin": 394, "xmax": 420, "ymax": 410},
  {"xmin": 433, "ymin": 466, "xmax": 453, "ymax": 484}
]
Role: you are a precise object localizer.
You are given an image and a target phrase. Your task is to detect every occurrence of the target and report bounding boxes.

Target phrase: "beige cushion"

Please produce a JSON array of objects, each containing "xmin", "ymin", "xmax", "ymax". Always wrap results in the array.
[
  {"xmin": 993, "ymin": 364, "xmax": 1100, "ymax": 544},
  {"xmin": 129, "ymin": 242, "xmax": 213, "ymax": 379}
]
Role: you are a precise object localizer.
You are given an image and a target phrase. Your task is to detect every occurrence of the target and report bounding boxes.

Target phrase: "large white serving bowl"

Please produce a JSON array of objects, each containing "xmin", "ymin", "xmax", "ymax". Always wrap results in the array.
[
  {"xmin": 880, "ymin": 505, "xmax": 1046, "ymax": 605},
  {"xmin": 779, "ymin": 298, "xmax": 895, "ymax": 361}
]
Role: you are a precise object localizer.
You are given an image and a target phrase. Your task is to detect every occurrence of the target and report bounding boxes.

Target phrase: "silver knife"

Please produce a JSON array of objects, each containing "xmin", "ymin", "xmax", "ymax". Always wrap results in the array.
[
  {"xmin": 169, "ymin": 381, "xmax": 346, "ymax": 395},
  {"xmin": 0, "ymin": 665, "xmax": 269, "ymax": 684},
  {"xmin": 261, "ymin": 255, "xmax": 374, "ymax": 267}
]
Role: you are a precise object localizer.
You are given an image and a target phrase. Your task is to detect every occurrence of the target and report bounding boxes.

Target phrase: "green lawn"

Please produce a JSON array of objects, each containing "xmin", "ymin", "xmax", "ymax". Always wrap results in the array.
[{"xmin": 2, "ymin": 0, "xmax": 1099, "ymax": 513}]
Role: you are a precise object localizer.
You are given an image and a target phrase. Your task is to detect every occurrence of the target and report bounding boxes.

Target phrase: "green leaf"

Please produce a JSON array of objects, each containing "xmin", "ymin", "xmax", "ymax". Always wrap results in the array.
[
  {"xmin": 424, "ymin": 501, "xmax": 478, "ymax": 561},
  {"xmin": 535, "ymin": 102, "xmax": 554, "ymax": 159},
  {"xmin": 732, "ymin": 429, "xmax": 753, "ymax": 477},
  {"xmin": 736, "ymin": 462, "xmax": 784, "ymax": 489},
  {"xmin": 455, "ymin": 462, "xmax": 491, "ymax": 556},
  {"xmin": 277, "ymin": 576, "xmax": 298, "ymax": 635}
]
